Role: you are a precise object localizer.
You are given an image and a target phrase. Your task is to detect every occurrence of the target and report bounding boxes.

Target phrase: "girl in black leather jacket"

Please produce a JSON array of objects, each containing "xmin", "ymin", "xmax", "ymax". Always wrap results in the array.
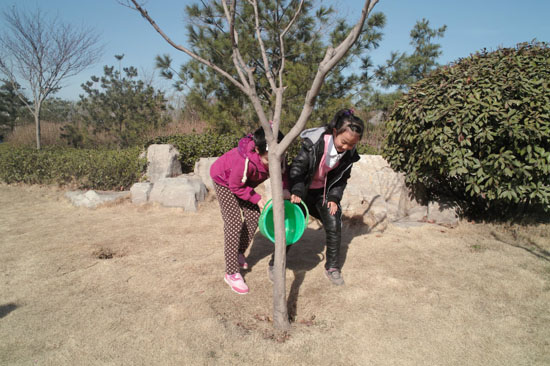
[{"xmin": 268, "ymin": 109, "xmax": 364, "ymax": 286}]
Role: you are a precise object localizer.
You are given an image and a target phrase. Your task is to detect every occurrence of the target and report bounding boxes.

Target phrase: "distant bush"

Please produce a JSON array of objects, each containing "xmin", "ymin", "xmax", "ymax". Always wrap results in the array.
[
  {"xmin": 357, "ymin": 143, "xmax": 381, "ymax": 155},
  {"xmin": 383, "ymin": 42, "xmax": 550, "ymax": 216},
  {"xmin": 0, "ymin": 144, "xmax": 146, "ymax": 190},
  {"xmin": 0, "ymin": 128, "xmax": 380, "ymax": 191}
]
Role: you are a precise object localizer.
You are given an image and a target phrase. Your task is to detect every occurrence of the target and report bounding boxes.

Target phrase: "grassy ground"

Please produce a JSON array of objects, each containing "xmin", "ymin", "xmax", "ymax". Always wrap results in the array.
[{"xmin": 1, "ymin": 184, "xmax": 549, "ymax": 365}]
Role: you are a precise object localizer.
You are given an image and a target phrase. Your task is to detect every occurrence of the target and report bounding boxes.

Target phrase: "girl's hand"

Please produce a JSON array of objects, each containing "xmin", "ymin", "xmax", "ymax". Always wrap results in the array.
[
  {"xmin": 327, "ymin": 201, "xmax": 338, "ymax": 215},
  {"xmin": 283, "ymin": 189, "xmax": 291, "ymax": 200},
  {"xmin": 258, "ymin": 198, "xmax": 267, "ymax": 211},
  {"xmin": 290, "ymin": 194, "xmax": 301, "ymax": 204}
]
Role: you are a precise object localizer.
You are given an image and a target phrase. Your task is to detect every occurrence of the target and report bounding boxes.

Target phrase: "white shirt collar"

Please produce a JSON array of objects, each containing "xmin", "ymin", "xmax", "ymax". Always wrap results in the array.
[{"xmin": 326, "ymin": 135, "xmax": 345, "ymax": 168}]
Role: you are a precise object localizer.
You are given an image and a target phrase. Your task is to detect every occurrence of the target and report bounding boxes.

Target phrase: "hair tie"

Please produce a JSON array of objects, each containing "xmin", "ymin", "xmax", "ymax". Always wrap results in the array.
[{"xmin": 344, "ymin": 108, "xmax": 355, "ymax": 117}]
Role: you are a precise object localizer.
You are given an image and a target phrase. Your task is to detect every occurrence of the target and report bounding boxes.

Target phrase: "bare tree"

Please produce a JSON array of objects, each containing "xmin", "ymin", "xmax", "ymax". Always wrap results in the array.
[
  {"xmin": 0, "ymin": 6, "xmax": 103, "ymax": 149},
  {"xmin": 122, "ymin": 0, "xmax": 379, "ymax": 330}
]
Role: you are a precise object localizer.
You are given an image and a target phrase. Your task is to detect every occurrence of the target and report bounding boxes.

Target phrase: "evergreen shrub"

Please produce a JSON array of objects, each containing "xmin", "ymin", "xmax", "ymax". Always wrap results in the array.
[
  {"xmin": 0, "ymin": 144, "xmax": 146, "ymax": 190},
  {"xmin": 0, "ymin": 130, "xmax": 380, "ymax": 191},
  {"xmin": 383, "ymin": 42, "xmax": 550, "ymax": 216}
]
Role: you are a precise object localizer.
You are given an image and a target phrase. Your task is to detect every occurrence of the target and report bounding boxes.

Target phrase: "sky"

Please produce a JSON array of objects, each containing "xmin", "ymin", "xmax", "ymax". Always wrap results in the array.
[{"xmin": 1, "ymin": 0, "xmax": 549, "ymax": 101}]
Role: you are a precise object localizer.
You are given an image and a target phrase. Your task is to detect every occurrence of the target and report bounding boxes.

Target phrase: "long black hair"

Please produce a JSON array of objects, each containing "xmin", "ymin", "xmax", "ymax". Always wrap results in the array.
[
  {"xmin": 325, "ymin": 109, "xmax": 364, "ymax": 139},
  {"xmin": 253, "ymin": 126, "xmax": 285, "ymax": 154}
]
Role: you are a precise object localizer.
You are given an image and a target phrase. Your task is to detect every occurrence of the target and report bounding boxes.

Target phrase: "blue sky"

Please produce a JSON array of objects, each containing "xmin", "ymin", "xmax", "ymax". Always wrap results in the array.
[{"xmin": 2, "ymin": 0, "xmax": 549, "ymax": 101}]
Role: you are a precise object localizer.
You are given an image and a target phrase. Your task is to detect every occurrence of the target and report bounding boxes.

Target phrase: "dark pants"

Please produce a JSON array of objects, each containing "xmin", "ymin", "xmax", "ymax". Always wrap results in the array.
[{"xmin": 270, "ymin": 188, "xmax": 342, "ymax": 270}]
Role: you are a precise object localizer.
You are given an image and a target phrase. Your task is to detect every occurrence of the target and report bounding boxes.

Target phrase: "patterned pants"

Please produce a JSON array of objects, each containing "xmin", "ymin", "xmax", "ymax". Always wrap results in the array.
[{"xmin": 213, "ymin": 182, "xmax": 261, "ymax": 275}]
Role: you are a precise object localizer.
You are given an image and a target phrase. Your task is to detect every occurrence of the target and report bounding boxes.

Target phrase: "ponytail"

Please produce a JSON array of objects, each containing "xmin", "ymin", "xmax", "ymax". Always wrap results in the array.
[
  {"xmin": 253, "ymin": 126, "xmax": 285, "ymax": 154},
  {"xmin": 326, "ymin": 108, "xmax": 364, "ymax": 139}
]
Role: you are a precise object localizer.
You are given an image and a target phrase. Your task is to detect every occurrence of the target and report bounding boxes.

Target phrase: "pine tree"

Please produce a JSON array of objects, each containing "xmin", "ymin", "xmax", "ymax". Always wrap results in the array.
[
  {"xmin": 155, "ymin": 1, "xmax": 385, "ymax": 133},
  {"xmin": 0, "ymin": 79, "xmax": 27, "ymax": 135},
  {"xmin": 78, "ymin": 56, "xmax": 170, "ymax": 148}
]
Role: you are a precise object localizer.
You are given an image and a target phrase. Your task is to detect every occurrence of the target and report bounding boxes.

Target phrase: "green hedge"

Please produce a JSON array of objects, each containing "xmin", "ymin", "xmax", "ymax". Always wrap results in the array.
[
  {"xmin": 0, "ymin": 144, "xmax": 146, "ymax": 190},
  {"xmin": 0, "ymin": 131, "xmax": 380, "ymax": 191}
]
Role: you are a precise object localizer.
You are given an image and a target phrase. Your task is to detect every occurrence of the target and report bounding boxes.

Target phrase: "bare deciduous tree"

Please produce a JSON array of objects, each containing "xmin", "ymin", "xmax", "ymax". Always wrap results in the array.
[
  {"xmin": 0, "ymin": 6, "xmax": 103, "ymax": 149},
  {"xmin": 122, "ymin": 0, "xmax": 379, "ymax": 330}
]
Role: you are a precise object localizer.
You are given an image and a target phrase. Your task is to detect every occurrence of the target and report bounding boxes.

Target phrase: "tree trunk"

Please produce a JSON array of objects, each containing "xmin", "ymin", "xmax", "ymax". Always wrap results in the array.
[
  {"xmin": 34, "ymin": 104, "xmax": 41, "ymax": 150},
  {"xmin": 268, "ymin": 151, "xmax": 290, "ymax": 330},
  {"xmin": 124, "ymin": 0, "xmax": 380, "ymax": 331}
]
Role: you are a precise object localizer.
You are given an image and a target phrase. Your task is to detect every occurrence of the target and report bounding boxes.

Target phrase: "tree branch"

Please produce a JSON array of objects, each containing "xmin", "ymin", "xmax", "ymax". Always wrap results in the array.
[
  {"xmin": 279, "ymin": 0, "xmax": 303, "ymax": 83},
  {"xmin": 221, "ymin": 0, "xmax": 251, "ymax": 91},
  {"xmin": 249, "ymin": 0, "xmax": 277, "ymax": 91},
  {"xmin": 126, "ymin": 0, "xmax": 248, "ymax": 94},
  {"xmin": 275, "ymin": 0, "xmax": 379, "ymax": 155},
  {"xmin": 272, "ymin": 0, "xmax": 303, "ymax": 136}
]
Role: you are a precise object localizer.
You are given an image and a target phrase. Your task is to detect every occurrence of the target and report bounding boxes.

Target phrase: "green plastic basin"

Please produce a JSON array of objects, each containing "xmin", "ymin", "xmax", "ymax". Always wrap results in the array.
[{"xmin": 259, "ymin": 199, "xmax": 309, "ymax": 245}]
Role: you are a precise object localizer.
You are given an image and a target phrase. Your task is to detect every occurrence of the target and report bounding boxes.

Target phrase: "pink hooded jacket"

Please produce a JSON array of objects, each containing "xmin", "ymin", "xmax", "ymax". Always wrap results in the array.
[{"xmin": 210, "ymin": 135, "xmax": 270, "ymax": 204}]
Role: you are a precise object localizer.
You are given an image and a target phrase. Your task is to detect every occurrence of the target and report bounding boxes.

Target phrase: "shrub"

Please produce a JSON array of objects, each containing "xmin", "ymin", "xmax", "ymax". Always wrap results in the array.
[
  {"xmin": 383, "ymin": 42, "xmax": 550, "ymax": 216},
  {"xmin": 78, "ymin": 59, "xmax": 170, "ymax": 148},
  {"xmin": 357, "ymin": 143, "xmax": 381, "ymax": 155},
  {"xmin": 0, "ymin": 144, "xmax": 146, "ymax": 190},
  {"xmin": 0, "ymin": 129, "xmax": 380, "ymax": 191}
]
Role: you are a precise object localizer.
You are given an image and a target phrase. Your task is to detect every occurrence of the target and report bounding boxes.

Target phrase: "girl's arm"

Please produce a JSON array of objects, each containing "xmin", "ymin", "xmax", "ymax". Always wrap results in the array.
[
  {"xmin": 289, "ymin": 145, "xmax": 311, "ymax": 199},
  {"xmin": 326, "ymin": 166, "xmax": 352, "ymax": 204},
  {"xmin": 282, "ymin": 160, "xmax": 291, "ymax": 191},
  {"xmin": 227, "ymin": 160, "xmax": 261, "ymax": 204},
  {"xmin": 281, "ymin": 160, "xmax": 292, "ymax": 200}
]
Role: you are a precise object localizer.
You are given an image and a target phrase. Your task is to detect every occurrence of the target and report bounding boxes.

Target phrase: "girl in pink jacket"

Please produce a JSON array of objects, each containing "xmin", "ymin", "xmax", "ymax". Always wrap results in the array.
[{"xmin": 210, "ymin": 127, "xmax": 289, "ymax": 294}]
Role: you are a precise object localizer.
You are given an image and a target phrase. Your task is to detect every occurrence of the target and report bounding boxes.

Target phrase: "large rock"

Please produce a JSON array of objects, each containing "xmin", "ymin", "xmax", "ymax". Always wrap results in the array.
[
  {"xmin": 65, "ymin": 190, "xmax": 130, "ymax": 209},
  {"xmin": 146, "ymin": 144, "xmax": 182, "ymax": 183},
  {"xmin": 194, "ymin": 157, "xmax": 218, "ymax": 191},
  {"xmin": 242, "ymin": 155, "xmax": 458, "ymax": 228},
  {"xmin": 427, "ymin": 201, "xmax": 459, "ymax": 226},
  {"xmin": 136, "ymin": 150, "xmax": 458, "ymax": 225},
  {"xmin": 341, "ymin": 155, "xmax": 458, "ymax": 228},
  {"xmin": 130, "ymin": 182, "xmax": 153, "ymax": 204},
  {"xmin": 341, "ymin": 156, "xmax": 404, "ymax": 222},
  {"xmin": 148, "ymin": 175, "xmax": 207, "ymax": 211},
  {"xmin": 366, "ymin": 110, "xmax": 386, "ymax": 126}
]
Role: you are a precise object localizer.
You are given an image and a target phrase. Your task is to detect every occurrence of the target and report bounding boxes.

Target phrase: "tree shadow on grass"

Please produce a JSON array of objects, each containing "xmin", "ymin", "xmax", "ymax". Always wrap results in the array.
[
  {"xmin": 491, "ymin": 230, "xmax": 550, "ymax": 262},
  {"xmin": 0, "ymin": 303, "xmax": 18, "ymax": 319},
  {"xmin": 245, "ymin": 227, "xmax": 325, "ymax": 273},
  {"xmin": 246, "ymin": 216, "xmax": 375, "ymax": 321},
  {"xmin": 246, "ymin": 227, "xmax": 324, "ymax": 322}
]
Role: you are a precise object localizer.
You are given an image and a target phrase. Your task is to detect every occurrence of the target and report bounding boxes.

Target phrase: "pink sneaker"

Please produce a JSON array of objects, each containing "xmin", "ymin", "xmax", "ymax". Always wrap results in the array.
[
  {"xmin": 238, "ymin": 253, "xmax": 249, "ymax": 270},
  {"xmin": 224, "ymin": 273, "xmax": 249, "ymax": 294}
]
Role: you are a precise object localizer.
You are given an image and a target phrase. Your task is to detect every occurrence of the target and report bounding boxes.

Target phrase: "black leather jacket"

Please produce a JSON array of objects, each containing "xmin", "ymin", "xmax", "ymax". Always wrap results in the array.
[{"xmin": 290, "ymin": 127, "xmax": 360, "ymax": 204}]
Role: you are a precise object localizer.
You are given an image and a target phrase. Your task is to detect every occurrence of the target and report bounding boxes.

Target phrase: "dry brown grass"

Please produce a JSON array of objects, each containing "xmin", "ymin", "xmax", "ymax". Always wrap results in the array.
[
  {"xmin": 5, "ymin": 115, "xmax": 210, "ymax": 148},
  {"xmin": 1, "ymin": 184, "xmax": 549, "ymax": 365},
  {"xmin": 4, "ymin": 121, "xmax": 67, "ymax": 147},
  {"xmin": 143, "ymin": 117, "xmax": 209, "ymax": 140}
]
